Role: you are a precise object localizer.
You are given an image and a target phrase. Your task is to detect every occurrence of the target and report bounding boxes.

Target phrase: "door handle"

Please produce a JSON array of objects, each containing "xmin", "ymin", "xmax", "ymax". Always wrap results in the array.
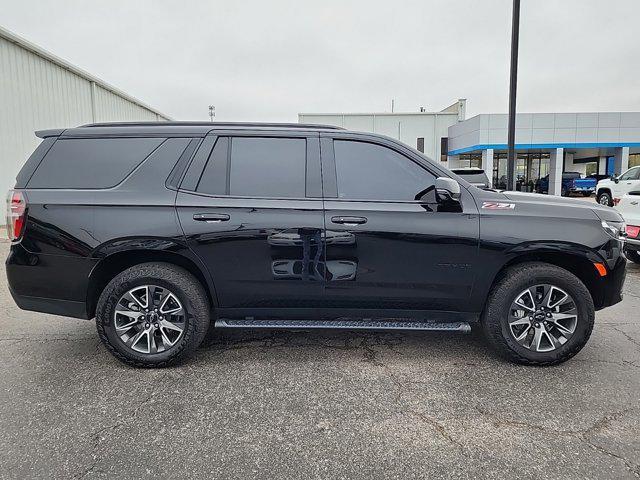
[
  {"xmin": 193, "ymin": 213, "xmax": 230, "ymax": 222},
  {"xmin": 331, "ymin": 216, "xmax": 367, "ymax": 226}
]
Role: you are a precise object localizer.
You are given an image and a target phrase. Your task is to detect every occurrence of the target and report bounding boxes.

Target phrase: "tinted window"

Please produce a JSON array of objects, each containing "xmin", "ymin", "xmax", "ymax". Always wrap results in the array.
[
  {"xmin": 620, "ymin": 167, "xmax": 640, "ymax": 181},
  {"xmin": 28, "ymin": 137, "xmax": 163, "ymax": 189},
  {"xmin": 563, "ymin": 172, "xmax": 581, "ymax": 180},
  {"xmin": 333, "ymin": 140, "xmax": 434, "ymax": 201},
  {"xmin": 196, "ymin": 137, "xmax": 229, "ymax": 195},
  {"xmin": 229, "ymin": 137, "xmax": 306, "ymax": 198}
]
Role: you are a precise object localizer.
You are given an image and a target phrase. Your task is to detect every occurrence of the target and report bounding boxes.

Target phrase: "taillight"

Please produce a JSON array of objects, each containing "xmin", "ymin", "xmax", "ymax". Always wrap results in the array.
[
  {"xmin": 626, "ymin": 225, "xmax": 640, "ymax": 239},
  {"xmin": 6, "ymin": 190, "xmax": 27, "ymax": 241}
]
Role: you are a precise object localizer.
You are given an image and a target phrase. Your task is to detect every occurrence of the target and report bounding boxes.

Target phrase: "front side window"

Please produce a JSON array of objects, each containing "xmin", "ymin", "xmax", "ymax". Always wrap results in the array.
[
  {"xmin": 333, "ymin": 140, "xmax": 435, "ymax": 201},
  {"xmin": 620, "ymin": 167, "xmax": 640, "ymax": 181}
]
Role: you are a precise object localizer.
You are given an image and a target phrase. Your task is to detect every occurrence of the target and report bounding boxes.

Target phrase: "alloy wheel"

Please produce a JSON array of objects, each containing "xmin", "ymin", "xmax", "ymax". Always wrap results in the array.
[
  {"xmin": 113, "ymin": 285, "xmax": 186, "ymax": 354},
  {"xmin": 508, "ymin": 284, "xmax": 578, "ymax": 352}
]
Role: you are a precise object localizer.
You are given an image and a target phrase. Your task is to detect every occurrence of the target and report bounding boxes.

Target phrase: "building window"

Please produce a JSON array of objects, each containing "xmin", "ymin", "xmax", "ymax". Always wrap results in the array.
[
  {"xmin": 457, "ymin": 153, "xmax": 482, "ymax": 169},
  {"xmin": 440, "ymin": 137, "xmax": 448, "ymax": 162},
  {"xmin": 416, "ymin": 137, "xmax": 424, "ymax": 153}
]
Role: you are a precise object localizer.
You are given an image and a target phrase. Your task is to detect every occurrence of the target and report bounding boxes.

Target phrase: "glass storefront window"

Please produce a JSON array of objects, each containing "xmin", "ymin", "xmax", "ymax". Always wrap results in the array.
[
  {"xmin": 491, "ymin": 152, "xmax": 549, "ymax": 190},
  {"xmin": 457, "ymin": 153, "xmax": 482, "ymax": 168}
]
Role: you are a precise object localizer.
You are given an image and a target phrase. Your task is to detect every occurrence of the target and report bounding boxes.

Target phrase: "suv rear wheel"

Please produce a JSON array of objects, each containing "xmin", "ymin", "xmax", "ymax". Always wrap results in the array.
[
  {"xmin": 482, "ymin": 262, "xmax": 594, "ymax": 366},
  {"xmin": 96, "ymin": 263, "xmax": 210, "ymax": 367}
]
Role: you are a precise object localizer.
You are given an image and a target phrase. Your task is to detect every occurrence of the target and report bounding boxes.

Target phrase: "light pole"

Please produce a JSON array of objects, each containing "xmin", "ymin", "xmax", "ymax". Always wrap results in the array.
[
  {"xmin": 506, "ymin": 0, "xmax": 520, "ymax": 191},
  {"xmin": 208, "ymin": 105, "xmax": 216, "ymax": 122}
]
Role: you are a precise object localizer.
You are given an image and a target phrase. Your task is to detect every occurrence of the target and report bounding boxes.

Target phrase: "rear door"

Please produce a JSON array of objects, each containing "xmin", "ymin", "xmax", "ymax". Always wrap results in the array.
[
  {"xmin": 320, "ymin": 132, "xmax": 480, "ymax": 314},
  {"xmin": 176, "ymin": 130, "xmax": 325, "ymax": 313}
]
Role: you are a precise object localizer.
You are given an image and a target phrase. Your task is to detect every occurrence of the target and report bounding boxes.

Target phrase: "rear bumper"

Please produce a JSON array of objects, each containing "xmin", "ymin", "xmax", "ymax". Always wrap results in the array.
[
  {"xmin": 8, "ymin": 286, "xmax": 89, "ymax": 319},
  {"xmin": 6, "ymin": 243, "xmax": 93, "ymax": 320},
  {"xmin": 569, "ymin": 187, "xmax": 595, "ymax": 193}
]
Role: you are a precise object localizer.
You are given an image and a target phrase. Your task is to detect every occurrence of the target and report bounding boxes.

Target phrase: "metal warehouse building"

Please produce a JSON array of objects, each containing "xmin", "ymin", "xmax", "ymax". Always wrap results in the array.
[{"xmin": 0, "ymin": 26, "xmax": 170, "ymax": 198}]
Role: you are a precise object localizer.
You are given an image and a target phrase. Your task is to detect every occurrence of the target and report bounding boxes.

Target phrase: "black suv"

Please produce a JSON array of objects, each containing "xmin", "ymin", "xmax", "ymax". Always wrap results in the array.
[{"xmin": 6, "ymin": 122, "xmax": 627, "ymax": 367}]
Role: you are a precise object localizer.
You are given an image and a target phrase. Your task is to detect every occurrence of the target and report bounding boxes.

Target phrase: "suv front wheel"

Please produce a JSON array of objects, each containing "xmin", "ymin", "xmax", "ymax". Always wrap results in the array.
[
  {"xmin": 597, "ymin": 191, "xmax": 613, "ymax": 207},
  {"xmin": 482, "ymin": 262, "xmax": 594, "ymax": 366},
  {"xmin": 96, "ymin": 263, "xmax": 210, "ymax": 367}
]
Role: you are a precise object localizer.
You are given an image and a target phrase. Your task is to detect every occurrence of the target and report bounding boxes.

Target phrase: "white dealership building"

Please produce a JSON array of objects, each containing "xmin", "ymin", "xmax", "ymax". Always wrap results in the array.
[
  {"xmin": 0, "ymin": 25, "xmax": 170, "ymax": 198},
  {"xmin": 299, "ymin": 99, "xmax": 467, "ymax": 162},
  {"xmin": 301, "ymin": 105, "xmax": 640, "ymax": 195}
]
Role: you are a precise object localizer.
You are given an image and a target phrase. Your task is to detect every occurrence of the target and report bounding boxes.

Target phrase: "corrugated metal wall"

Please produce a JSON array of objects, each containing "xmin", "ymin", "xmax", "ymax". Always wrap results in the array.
[{"xmin": 0, "ymin": 30, "xmax": 169, "ymax": 202}]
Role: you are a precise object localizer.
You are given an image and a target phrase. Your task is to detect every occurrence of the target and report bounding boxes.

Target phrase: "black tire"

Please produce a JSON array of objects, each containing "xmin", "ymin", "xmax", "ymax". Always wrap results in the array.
[
  {"xmin": 481, "ymin": 262, "xmax": 594, "ymax": 366},
  {"xmin": 96, "ymin": 262, "xmax": 210, "ymax": 368},
  {"xmin": 561, "ymin": 186, "xmax": 568, "ymax": 197},
  {"xmin": 597, "ymin": 191, "xmax": 613, "ymax": 207},
  {"xmin": 625, "ymin": 249, "xmax": 640, "ymax": 264}
]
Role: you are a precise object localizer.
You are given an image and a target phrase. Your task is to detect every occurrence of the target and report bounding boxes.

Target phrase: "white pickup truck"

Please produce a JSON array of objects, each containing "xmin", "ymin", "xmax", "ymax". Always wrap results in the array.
[
  {"xmin": 616, "ymin": 191, "xmax": 640, "ymax": 264},
  {"xmin": 596, "ymin": 166, "xmax": 640, "ymax": 206}
]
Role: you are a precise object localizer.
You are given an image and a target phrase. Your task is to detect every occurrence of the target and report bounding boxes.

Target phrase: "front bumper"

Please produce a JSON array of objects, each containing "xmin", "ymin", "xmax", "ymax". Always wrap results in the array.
[
  {"xmin": 624, "ymin": 237, "xmax": 640, "ymax": 253},
  {"xmin": 595, "ymin": 255, "xmax": 626, "ymax": 309}
]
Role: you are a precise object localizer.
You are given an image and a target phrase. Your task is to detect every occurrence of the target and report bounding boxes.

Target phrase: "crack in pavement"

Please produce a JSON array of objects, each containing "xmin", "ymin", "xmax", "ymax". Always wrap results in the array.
[
  {"xmin": 613, "ymin": 327, "xmax": 640, "ymax": 350},
  {"xmin": 474, "ymin": 406, "xmax": 640, "ymax": 478},
  {"xmin": 72, "ymin": 372, "xmax": 188, "ymax": 479}
]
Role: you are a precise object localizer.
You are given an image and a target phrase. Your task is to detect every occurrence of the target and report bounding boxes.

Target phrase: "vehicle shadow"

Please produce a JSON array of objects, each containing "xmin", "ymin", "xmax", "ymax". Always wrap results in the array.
[{"xmin": 197, "ymin": 327, "xmax": 492, "ymax": 366}]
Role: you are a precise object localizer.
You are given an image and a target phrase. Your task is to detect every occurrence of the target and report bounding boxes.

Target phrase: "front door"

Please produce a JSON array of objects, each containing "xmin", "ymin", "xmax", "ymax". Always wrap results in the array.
[
  {"xmin": 320, "ymin": 134, "xmax": 479, "ymax": 315},
  {"xmin": 176, "ymin": 132, "xmax": 325, "ymax": 314},
  {"xmin": 613, "ymin": 166, "xmax": 640, "ymax": 199}
]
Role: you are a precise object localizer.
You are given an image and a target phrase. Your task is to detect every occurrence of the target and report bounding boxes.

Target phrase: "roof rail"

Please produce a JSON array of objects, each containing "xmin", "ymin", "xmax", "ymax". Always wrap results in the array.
[{"xmin": 80, "ymin": 121, "xmax": 345, "ymax": 130}]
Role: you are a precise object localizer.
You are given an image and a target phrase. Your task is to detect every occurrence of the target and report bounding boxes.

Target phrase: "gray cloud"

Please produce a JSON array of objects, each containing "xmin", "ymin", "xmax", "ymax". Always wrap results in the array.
[{"xmin": 1, "ymin": 0, "xmax": 638, "ymax": 121}]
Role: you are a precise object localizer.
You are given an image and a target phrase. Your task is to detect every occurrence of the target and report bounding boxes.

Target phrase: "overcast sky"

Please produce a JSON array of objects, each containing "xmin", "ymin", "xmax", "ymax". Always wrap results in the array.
[{"xmin": 2, "ymin": 0, "xmax": 639, "ymax": 121}]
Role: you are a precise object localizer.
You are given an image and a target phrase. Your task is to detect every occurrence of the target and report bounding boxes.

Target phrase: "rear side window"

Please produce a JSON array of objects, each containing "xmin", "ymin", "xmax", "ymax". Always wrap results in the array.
[
  {"xmin": 195, "ymin": 137, "xmax": 307, "ymax": 198},
  {"xmin": 196, "ymin": 137, "xmax": 229, "ymax": 195},
  {"xmin": 333, "ymin": 140, "xmax": 435, "ymax": 201},
  {"xmin": 27, "ymin": 137, "xmax": 164, "ymax": 189}
]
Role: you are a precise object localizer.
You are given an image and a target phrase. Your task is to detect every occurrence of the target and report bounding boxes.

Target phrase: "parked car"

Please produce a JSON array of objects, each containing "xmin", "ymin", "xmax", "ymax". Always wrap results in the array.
[
  {"xmin": 596, "ymin": 166, "xmax": 640, "ymax": 206},
  {"xmin": 450, "ymin": 168, "xmax": 491, "ymax": 189},
  {"xmin": 6, "ymin": 122, "xmax": 626, "ymax": 368},
  {"xmin": 615, "ymin": 191, "xmax": 640, "ymax": 264},
  {"xmin": 536, "ymin": 172, "xmax": 597, "ymax": 196}
]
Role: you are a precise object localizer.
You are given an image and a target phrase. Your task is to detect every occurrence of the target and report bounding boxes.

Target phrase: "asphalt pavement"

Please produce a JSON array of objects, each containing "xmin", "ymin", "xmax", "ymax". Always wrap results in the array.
[{"xmin": 1, "ymin": 239, "xmax": 639, "ymax": 479}]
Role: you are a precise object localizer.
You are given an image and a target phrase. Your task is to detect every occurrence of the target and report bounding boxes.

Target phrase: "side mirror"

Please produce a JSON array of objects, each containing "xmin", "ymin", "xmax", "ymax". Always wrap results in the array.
[
  {"xmin": 613, "ymin": 176, "xmax": 619, "ymax": 183},
  {"xmin": 435, "ymin": 177, "xmax": 461, "ymax": 202}
]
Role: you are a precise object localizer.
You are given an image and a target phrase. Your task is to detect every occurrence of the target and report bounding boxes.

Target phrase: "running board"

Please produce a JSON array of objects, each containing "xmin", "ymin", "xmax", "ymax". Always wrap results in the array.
[{"xmin": 215, "ymin": 318, "xmax": 471, "ymax": 333}]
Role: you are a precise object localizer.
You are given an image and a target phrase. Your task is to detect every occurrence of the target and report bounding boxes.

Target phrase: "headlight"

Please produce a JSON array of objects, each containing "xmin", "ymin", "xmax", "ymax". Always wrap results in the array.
[{"xmin": 601, "ymin": 220, "xmax": 626, "ymax": 240}]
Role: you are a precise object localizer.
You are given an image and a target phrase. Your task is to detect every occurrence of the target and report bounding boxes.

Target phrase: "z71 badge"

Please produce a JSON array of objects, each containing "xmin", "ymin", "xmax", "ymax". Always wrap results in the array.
[{"xmin": 481, "ymin": 202, "xmax": 516, "ymax": 210}]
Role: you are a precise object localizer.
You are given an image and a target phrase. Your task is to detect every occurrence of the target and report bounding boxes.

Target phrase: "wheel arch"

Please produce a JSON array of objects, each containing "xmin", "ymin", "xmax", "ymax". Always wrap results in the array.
[
  {"xmin": 487, "ymin": 250, "xmax": 606, "ymax": 310},
  {"xmin": 86, "ymin": 248, "xmax": 216, "ymax": 319},
  {"xmin": 597, "ymin": 187, "xmax": 612, "ymax": 197}
]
